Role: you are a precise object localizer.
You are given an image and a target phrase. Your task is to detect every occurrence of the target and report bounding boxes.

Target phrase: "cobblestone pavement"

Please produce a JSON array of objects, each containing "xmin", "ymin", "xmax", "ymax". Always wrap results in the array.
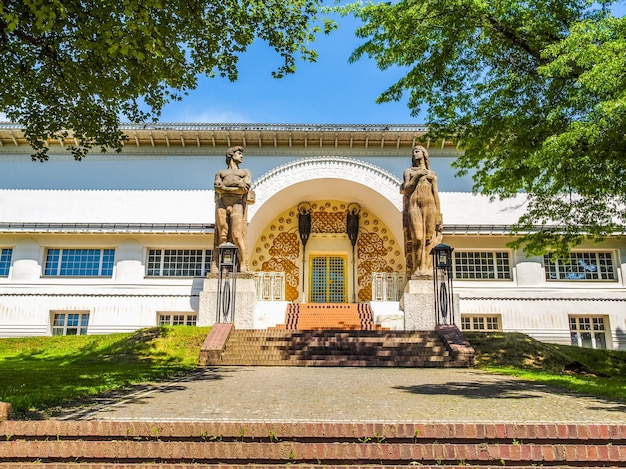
[{"xmin": 55, "ymin": 367, "xmax": 626, "ymax": 423}]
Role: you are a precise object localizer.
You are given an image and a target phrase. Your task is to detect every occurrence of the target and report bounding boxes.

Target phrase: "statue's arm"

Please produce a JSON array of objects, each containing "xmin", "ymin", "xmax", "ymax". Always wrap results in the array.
[
  {"xmin": 401, "ymin": 169, "xmax": 416, "ymax": 194},
  {"xmin": 431, "ymin": 173, "xmax": 441, "ymax": 212},
  {"xmin": 214, "ymin": 171, "xmax": 224, "ymax": 191}
]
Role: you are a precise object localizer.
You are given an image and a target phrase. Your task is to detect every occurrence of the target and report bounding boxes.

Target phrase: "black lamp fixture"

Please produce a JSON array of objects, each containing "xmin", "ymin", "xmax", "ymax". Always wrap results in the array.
[
  {"xmin": 346, "ymin": 202, "xmax": 361, "ymax": 303},
  {"xmin": 431, "ymin": 243, "xmax": 455, "ymax": 326},
  {"xmin": 216, "ymin": 242, "xmax": 239, "ymax": 323}
]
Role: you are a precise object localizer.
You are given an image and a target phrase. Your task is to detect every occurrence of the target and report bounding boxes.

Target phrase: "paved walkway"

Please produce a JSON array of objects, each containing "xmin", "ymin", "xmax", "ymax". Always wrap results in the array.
[{"xmin": 54, "ymin": 367, "xmax": 626, "ymax": 423}]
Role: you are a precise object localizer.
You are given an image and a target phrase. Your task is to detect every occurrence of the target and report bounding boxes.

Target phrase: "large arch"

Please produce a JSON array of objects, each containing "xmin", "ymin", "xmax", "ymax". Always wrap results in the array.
[{"xmin": 248, "ymin": 156, "xmax": 403, "ymax": 247}]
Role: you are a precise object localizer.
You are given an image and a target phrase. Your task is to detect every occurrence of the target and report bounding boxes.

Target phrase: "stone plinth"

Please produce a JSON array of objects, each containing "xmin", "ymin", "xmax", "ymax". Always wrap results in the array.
[
  {"xmin": 198, "ymin": 272, "xmax": 257, "ymax": 329},
  {"xmin": 400, "ymin": 276, "xmax": 436, "ymax": 330}
]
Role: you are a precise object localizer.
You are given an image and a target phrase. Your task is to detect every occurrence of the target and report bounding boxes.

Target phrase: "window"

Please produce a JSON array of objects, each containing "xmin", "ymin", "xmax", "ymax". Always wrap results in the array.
[
  {"xmin": 158, "ymin": 313, "xmax": 197, "ymax": 326},
  {"xmin": 454, "ymin": 251, "xmax": 511, "ymax": 280},
  {"xmin": 52, "ymin": 312, "xmax": 89, "ymax": 335},
  {"xmin": 0, "ymin": 248, "xmax": 12, "ymax": 277},
  {"xmin": 544, "ymin": 252, "xmax": 615, "ymax": 281},
  {"xmin": 461, "ymin": 315, "xmax": 501, "ymax": 331},
  {"xmin": 44, "ymin": 248, "xmax": 115, "ymax": 277},
  {"xmin": 147, "ymin": 249, "xmax": 213, "ymax": 277},
  {"xmin": 569, "ymin": 316, "xmax": 607, "ymax": 349}
]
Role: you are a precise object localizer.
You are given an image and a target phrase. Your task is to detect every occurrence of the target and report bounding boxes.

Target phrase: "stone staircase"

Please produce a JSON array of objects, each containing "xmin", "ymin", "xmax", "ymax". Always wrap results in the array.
[
  {"xmin": 200, "ymin": 324, "xmax": 474, "ymax": 367},
  {"xmin": 1, "ymin": 420, "xmax": 624, "ymax": 467},
  {"xmin": 275, "ymin": 303, "xmax": 383, "ymax": 330}
]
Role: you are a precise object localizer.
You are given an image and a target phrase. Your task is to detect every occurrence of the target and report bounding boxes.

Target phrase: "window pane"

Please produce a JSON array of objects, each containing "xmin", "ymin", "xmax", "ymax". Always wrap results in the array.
[
  {"xmin": 545, "ymin": 252, "xmax": 614, "ymax": 281},
  {"xmin": 45, "ymin": 249, "xmax": 61, "ymax": 276},
  {"xmin": 594, "ymin": 333, "xmax": 606, "ymax": 350},
  {"xmin": 569, "ymin": 316, "xmax": 609, "ymax": 350},
  {"xmin": 147, "ymin": 249, "xmax": 212, "ymax": 277},
  {"xmin": 461, "ymin": 317, "xmax": 470, "ymax": 330},
  {"xmin": 44, "ymin": 249, "xmax": 114, "ymax": 277},
  {"xmin": 581, "ymin": 332, "xmax": 593, "ymax": 348},
  {"xmin": 454, "ymin": 252, "xmax": 510, "ymax": 280},
  {"xmin": 0, "ymin": 248, "xmax": 12, "ymax": 276},
  {"xmin": 52, "ymin": 312, "xmax": 88, "ymax": 336}
]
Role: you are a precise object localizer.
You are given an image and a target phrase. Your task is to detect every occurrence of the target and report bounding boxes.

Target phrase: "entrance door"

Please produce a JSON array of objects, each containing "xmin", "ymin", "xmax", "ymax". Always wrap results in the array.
[{"xmin": 309, "ymin": 255, "xmax": 347, "ymax": 303}]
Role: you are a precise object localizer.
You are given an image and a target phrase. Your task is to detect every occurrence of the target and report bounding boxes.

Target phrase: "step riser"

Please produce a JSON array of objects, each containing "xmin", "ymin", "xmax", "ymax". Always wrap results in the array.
[
  {"xmin": 200, "ymin": 324, "xmax": 475, "ymax": 368},
  {"xmin": 1, "ymin": 421, "xmax": 623, "ymax": 467}
]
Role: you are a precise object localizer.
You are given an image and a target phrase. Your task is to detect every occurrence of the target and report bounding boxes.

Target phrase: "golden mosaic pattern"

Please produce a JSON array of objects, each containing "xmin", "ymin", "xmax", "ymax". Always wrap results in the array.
[
  {"xmin": 311, "ymin": 211, "xmax": 346, "ymax": 233},
  {"xmin": 251, "ymin": 209, "xmax": 301, "ymax": 301}
]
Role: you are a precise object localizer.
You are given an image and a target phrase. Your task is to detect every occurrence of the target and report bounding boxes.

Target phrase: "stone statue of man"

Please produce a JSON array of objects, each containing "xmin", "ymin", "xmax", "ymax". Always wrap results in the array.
[
  {"xmin": 400, "ymin": 145, "xmax": 443, "ymax": 277},
  {"xmin": 213, "ymin": 146, "xmax": 254, "ymax": 271}
]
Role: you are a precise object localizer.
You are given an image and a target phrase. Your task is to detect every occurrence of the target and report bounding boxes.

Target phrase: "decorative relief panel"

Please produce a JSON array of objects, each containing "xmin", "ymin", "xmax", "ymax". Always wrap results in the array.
[
  {"xmin": 250, "ymin": 200, "xmax": 403, "ymax": 303},
  {"xmin": 356, "ymin": 217, "xmax": 403, "ymax": 302}
]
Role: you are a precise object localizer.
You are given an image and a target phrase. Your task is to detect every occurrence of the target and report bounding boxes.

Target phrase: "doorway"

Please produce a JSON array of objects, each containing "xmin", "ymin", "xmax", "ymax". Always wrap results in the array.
[{"xmin": 309, "ymin": 255, "xmax": 347, "ymax": 303}]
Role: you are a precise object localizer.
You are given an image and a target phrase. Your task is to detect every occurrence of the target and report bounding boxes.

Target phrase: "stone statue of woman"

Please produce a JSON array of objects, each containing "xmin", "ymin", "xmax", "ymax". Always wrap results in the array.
[{"xmin": 400, "ymin": 145, "xmax": 443, "ymax": 277}]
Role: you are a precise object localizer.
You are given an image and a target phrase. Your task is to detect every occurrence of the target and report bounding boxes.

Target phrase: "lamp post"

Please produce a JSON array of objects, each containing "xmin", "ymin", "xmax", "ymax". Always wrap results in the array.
[
  {"xmin": 216, "ymin": 242, "xmax": 239, "ymax": 323},
  {"xmin": 297, "ymin": 202, "xmax": 312, "ymax": 302},
  {"xmin": 432, "ymin": 243, "xmax": 455, "ymax": 326},
  {"xmin": 346, "ymin": 202, "xmax": 361, "ymax": 303}
]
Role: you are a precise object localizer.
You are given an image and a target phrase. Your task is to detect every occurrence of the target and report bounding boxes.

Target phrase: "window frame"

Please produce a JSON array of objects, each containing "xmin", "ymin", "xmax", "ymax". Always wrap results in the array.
[
  {"xmin": 544, "ymin": 251, "xmax": 616, "ymax": 282},
  {"xmin": 569, "ymin": 315, "xmax": 608, "ymax": 349},
  {"xmin": 158, "ymin": 312, "xmax": 198, "ymax": 326},
  {"xmin": 0, "ymin": 248, "xmax": 12, "ymax": 277},
  {"xmin": 453, "ymin": 250, "xmax": 512, "ymax": 280},
  {"xmin": 146, "ymin": 248, "xmax": 213, "ymax": 278},
  {"xmin": 461, "ymin": 314, "xmax": 502, "ymax": 332},
  {"xmin": 51, "ymin": 311, "xmax": 90, "ymax": 336},
  {"xmin": 44, "ymin": 248, "xmax": 115, "ymax": 277}
]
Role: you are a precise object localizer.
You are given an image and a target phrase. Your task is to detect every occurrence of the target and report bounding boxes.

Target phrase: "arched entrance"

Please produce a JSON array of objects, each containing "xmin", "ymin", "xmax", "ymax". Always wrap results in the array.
[{"xmin": 248, "ymin": 157, "xmax": 404, "ymax": 303}]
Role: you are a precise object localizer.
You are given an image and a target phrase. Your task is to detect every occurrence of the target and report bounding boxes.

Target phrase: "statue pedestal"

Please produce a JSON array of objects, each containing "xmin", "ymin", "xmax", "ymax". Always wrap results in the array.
[
  {"xmin": 400, "ymin": 275, "xmax": 437, "ymax": 331},
  {"xmin": 198, "ymin": 272, "xmax": 257, "ymax": 329}
]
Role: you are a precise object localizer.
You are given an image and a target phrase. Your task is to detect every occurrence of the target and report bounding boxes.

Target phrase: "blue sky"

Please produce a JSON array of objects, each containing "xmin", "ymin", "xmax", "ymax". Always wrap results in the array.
[
  {"xmin": 156, "ymin": 3, "xmax": 626, "ymax": 125},
  {"xmin": 157, "ymin": 14, "xmax": 422, "ymax": 125}
]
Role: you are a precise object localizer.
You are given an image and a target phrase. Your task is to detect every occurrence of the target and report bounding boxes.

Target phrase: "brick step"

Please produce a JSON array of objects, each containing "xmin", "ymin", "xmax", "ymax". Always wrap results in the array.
[
  {"xmin": 1, "ymin": 421, "xmax": 623, "ymax": 467},
  {"xmin": 199, "ymin": 325, "xmax": 475, "ymax": 368}
]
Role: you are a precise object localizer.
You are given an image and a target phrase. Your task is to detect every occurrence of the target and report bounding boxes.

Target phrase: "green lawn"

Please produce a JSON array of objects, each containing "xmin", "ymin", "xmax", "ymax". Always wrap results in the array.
[
  {"xmin": 0, "ymin": 327, "xmax": 624, "ymax": 418},
  {"xmin": 0, "ymin": 326, "xmax": 209, "ymax": 417},
  {"xmin": 465, "ymin": 331, "xmax": 626, "ymax": 402}
]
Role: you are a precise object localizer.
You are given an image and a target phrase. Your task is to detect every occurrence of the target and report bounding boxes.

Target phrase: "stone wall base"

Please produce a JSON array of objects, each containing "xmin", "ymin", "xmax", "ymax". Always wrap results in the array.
[
  {"xmin": 401, "ymin": 278, "xmax": 437, "ymax": 330},
  {"xmin": 198, "ymin": 272, "xmax": 257, "ymax": 329}
]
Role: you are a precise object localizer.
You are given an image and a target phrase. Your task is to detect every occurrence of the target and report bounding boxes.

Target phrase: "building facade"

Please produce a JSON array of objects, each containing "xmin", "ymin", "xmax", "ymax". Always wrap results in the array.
[{"xmin": 0, "ymin": 123, "xmax": 624, "ymax": 349}]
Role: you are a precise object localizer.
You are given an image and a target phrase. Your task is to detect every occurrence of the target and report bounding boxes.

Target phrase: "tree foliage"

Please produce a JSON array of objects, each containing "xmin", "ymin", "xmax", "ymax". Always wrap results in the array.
[
  {"xmin": 345, "ymin": 0, "xmax": 626, "ymax": 255},
  {"xmin": 0, "ymin": 0, "xmax": 333, "ymax": 161}
]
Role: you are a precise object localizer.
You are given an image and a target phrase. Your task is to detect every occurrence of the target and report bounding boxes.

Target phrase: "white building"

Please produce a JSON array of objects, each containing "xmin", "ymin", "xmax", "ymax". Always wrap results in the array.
[{"xmin": 0, "ymin": 123, "xmax": 624, "ymax": 349}]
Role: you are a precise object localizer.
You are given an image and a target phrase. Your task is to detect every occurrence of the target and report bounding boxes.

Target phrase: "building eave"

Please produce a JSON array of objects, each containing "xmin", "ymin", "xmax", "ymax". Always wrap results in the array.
[{"xmin": 0, "ymin": 122, "xmax": 457, "ymax": 152}]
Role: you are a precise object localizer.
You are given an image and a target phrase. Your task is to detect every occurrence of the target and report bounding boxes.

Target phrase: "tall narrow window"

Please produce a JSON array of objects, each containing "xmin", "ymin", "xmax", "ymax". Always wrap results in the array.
[
  {"xmin": 44, "ymin": 249, "xmax": 115, "ymax": 277},
  {"xmin": 0, "ymin": 248, "xmax": 12, "ymax": 277},
  {"xmin": 147, "ymin": 249, "xmax": 213, "ymax": 277},
  {"xmin": 544, "ymin": 252, "xmax": 615, "ymax": 281},
  {"xmin": 454, "ymin": 251, "xmax": 511, "ymax": 280}
]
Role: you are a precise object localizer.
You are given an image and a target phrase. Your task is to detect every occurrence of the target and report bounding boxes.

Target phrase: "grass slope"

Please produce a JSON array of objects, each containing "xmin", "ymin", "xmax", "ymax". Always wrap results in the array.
[
  {"xmin": 0, "ymin": 326, "xmax": 209, "ymax": 417},
  {"xmin": 0, "ymin": 328, "xmax": 624, "ymax": 418},
  {"xmin": 465, "ymin": 331, "xmax": 626, "ymax": 402}
]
